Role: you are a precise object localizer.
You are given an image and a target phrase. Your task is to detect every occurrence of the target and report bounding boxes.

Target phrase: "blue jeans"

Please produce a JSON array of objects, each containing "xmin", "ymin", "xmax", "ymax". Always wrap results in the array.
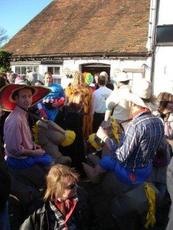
[
  {"xmin": 0, "ymin": 202, "xmax": 10, "ymax": 230},
  {"xmin": 6, "ymin": 154, "xmax": 53, "ymax": 169}
]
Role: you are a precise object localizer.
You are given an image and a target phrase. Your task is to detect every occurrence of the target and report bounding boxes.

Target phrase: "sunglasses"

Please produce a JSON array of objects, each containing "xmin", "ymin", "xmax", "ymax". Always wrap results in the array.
[{"xmin": 65, "ymin": 183, "xmax": 77, "ymax": 190}]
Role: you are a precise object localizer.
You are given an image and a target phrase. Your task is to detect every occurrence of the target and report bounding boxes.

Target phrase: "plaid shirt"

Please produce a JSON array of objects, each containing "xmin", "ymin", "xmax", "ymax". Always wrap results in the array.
[{"xmin": 115, "ymin": 112, "xmax": 164, "ymax": 169}]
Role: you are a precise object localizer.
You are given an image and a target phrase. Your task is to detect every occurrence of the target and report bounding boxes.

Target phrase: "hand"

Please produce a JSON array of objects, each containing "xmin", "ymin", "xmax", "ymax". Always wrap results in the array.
[
  {"xmin": 96, "ymin": 126, "xmax": 109, "ymax": 143},
  {"xmin": 101, "ymin": 120, "xmax": 111, "ymax": 131},
  {"xmin": 34, "ymin": 148, "xmax": 45, "ymax": 156}
]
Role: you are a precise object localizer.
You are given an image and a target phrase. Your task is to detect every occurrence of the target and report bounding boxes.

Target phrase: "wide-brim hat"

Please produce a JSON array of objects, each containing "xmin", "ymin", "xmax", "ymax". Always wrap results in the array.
[
  {"xmin": 132, "ymin": 78, "xmax": 152, "ymax": 99},
  {"xmin": 0, "ymin": 84, "xmax": 51, "ymax": 111},
  {"xmin": 127, "ymin": 92, "xmax": 153, "ymax": 110},
  {"xmin": 114, "ymin": 72, "xmax": 130, "ymax": 82}
]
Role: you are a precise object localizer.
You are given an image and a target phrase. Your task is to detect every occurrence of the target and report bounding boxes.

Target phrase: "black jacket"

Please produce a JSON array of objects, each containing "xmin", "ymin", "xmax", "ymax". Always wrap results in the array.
[{"xmin": 20, "ymin": 187, "xmax": 90, "ymax": 230}]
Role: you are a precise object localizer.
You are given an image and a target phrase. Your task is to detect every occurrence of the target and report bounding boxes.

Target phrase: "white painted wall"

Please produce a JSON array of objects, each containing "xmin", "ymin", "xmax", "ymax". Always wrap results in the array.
[
  {"xmin": 158, "ymin": 0, "xmax": 173, "ymax": 25},
  {"xmin": 62, "ymin": 58, "xmax": 147, "ymax": 78},
  {"xmin": 59, "ymin": 58, "xmax": 149, "ymax": 88},
  {"xmin": 11, "ymin": 58, "xmax": 149, "ymax": 89},
  {"xmin": 153, "ymin": 0, "xmax": 173, "ymax": 95},
  {"xmin": 153, "ymin": 47, "xmax": 173, "ymax": 95}
]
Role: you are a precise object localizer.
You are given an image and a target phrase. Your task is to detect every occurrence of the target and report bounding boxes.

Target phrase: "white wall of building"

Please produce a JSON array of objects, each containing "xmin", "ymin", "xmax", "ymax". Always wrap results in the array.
[
  {"xmin": 153, "ymin": 46, "xmax": 173, "ymax": 95},
  {"xmin": 158, "ymin": 0, "xmax": 173, "ymax": 25},
  {"xmin": 63, "ymin": 58, "xmax": 147, "ymax": 77},
  {"xmin": 153, "ymin": 0, "xmax": 173, "ymax": 95},
  {"xmin": 60, "ymin": 58, "xmax": 149, "ymax": 88},
  {"xmin": 11, "ymin": 57, "xmax": 149, "ymax": 88}
]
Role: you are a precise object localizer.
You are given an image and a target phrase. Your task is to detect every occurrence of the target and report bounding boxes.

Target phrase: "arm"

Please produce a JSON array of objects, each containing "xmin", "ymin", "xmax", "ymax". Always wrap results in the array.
[
  {"xmin": 20, "ymin": 147, "xmax": 45, "ymax": 157},
  {"xmin": 104, "ymin": 110, "xmax": 112, "ymax": 121},
  {"xmin": 20, "ymin": 211, "xmax": 37, "ymax": 230},
  {"xmin": 115, "ymin": 124, "xmax": 137, "ymax": 162},
  {"xmin": 96, "ymin": 121, "xmax": 137, "ymax": 162},
  {"xmin": 4, "ymin": 119, "xmax": 45, "ymax": 157},
  {"xmin": 104, "ymin": 93, "xmax": 118, "ymax": 121},
  {"xmin": 91, "ymin": 93, "xmax": 96, "ymax": 115}
]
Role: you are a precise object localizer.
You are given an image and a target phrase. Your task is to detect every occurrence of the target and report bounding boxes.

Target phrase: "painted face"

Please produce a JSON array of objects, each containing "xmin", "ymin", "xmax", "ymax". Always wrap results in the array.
[
  {"xmin": 15, "ymin": 88, "xmax": 33, "ymax": 110},
  {"xmin": 44, "ymin": 73, "xmax": 53, "ymax": 86},
  {"xmin": 60, "ymin": 178, "xmax": 77, "ymax": 201}
]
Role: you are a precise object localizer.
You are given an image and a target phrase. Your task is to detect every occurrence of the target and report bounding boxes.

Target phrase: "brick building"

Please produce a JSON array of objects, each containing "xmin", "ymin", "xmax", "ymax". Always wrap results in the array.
[{"xmin": 4, "ymin": 0, "xmax": 155, "ymax": 89}]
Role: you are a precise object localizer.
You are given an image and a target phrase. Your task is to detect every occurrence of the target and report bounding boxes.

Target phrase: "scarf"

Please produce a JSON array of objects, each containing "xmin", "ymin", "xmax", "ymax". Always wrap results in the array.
[{"xmin": 54, "ymin": 198, "xmax": 78, "ymax": 223}]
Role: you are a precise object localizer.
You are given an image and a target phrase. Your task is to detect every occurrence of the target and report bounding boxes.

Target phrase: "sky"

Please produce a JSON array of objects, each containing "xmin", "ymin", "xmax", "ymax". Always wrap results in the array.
[{"xmin": 0, "ymin": 0, "xmax": 53, "ymax": 42}]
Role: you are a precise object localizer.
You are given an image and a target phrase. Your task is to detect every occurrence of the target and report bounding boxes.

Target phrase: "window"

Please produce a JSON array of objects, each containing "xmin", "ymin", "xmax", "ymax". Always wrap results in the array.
[
  {"xmin": 47, "ymin": 66, "xmax": 60, "ymax": 75},
  {"xmin": 156, "ymin": 25, "xmax": 173, "ymax": 45},
  {"xmin": 53, "ymin": 78, "xmax": 61, "ymax": 84},
  {"xmin": 15, "ymin": 65, "xmax": 39, "ymax": 74},
  {"xmin": 47, "ymin": 66, "xmax": 61, "ymax": 84}
]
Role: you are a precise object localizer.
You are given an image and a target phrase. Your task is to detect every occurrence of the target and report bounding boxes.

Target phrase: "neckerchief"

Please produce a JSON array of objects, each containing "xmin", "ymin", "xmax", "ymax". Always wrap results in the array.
[{"xmin": 54, "ymin": 198, "xmax": 78, "ymax": 223}]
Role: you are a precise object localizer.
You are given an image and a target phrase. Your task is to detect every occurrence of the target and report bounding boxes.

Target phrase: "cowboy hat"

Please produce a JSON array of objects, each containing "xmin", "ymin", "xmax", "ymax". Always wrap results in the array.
[
  {"xmin": 127, "ymin": 93, "xmax": 150, "ymax": 108},
  {"xmin": 114, "ymin": 72, "xmax": 130, "ymax": 82},
  {"xmin": 132, "ymin": 78, "xmax": 152, "ymax": 99},
  {"xmin": 0, "ymin": 84, "xmax": 51, "ymax": 111}
]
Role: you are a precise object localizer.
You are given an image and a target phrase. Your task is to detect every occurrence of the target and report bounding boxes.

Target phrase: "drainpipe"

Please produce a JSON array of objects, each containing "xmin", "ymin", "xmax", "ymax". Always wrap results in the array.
[{"xmin": 149, "ymin": 0, "xmax": 160, "ymax": 92}]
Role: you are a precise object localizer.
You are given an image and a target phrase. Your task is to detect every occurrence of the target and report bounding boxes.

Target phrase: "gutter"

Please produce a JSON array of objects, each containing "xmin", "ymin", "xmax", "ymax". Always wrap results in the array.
[
  {"xmin": 10, "ymin": 51, "xmax": 151, "ymax": 62},
  {"xmin": 150, "ymin": 0, "xmax": 160, "ymax": 84}
]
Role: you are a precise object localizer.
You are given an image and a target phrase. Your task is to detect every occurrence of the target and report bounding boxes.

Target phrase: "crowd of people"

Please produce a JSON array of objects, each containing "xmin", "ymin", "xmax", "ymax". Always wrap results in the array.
[{"xmin": 0, "ymin": 70, "xmax": 173, "ymax": 229}]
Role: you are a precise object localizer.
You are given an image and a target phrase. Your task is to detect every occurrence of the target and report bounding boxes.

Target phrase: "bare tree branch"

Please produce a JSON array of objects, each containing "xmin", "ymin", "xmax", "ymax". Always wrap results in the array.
[{"xmin": 0, "ymin": 27, "xmax": 8, "ymax": 47}]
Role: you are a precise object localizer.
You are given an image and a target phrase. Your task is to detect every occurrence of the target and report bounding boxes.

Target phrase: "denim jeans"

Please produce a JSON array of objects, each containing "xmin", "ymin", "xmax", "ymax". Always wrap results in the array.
[{"xmin": 0, "ymin": 202, "xmax": 10, "ymax": 230}]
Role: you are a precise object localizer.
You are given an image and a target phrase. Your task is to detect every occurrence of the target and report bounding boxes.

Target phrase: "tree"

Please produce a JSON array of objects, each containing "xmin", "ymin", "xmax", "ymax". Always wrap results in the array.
[
  {"xmin": 0, "ymin": 50, "xmax": 12, "ymax": 73},
  {"xmin": 0, "ymin": 27, "xmax": 8, "ymax": 47}
]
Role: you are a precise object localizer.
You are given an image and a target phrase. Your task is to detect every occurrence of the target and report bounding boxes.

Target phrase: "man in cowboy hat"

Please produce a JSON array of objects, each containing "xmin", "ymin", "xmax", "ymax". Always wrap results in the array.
[
  {"xmin": 0, "ymin": 84, "xmax": 52, "ymax": 190},
  {"xmin": 83, "ymin": 78, "xmax": 165, "ymax": 195},
  {"xmin": 104, "ymin": 72, "xmax": 131, "ymax": 129}
]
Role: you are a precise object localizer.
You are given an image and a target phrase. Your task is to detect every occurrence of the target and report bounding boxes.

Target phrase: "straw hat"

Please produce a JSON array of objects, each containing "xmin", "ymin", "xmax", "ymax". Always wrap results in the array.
[
  {"xmin": 0, "ymin": 84, "xmax": 50, "ymax": 111},
  {"xmin": 115, "ymin": 72, "xmax": 130, "ymax": 82},
  {"xmin": 127, "ymin": 93, "xmax": 150, "ymax": 109},
  {"xmin": 132, "ymin": 78, "xmax": 152, "ymax": 99}
]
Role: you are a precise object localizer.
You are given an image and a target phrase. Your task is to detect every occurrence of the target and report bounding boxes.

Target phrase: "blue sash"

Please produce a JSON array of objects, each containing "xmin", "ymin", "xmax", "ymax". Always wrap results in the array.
[
  {"xmin": 100, "ymin": 156, "xmax": 152, "ymax": 185},
  {"xmin": 6, "ymin": 154, "xmax": 53, "ymax": 169}
]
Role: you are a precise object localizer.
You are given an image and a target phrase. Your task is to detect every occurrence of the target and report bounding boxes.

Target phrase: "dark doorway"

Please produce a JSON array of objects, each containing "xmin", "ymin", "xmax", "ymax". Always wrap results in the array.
[{"xmin": 81, "ymin": 63, "xmax": 110, "ymax": 79}]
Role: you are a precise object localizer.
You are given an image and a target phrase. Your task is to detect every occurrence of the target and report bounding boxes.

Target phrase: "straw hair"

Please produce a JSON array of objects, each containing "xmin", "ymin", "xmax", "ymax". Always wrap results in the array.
[
  {"xmin": 44, "ymin": 164, "xmax": 79, "ymax": 201},
  {"xmin": 72, "ymin": 71, "xmax": 85, "ymax": 86}
]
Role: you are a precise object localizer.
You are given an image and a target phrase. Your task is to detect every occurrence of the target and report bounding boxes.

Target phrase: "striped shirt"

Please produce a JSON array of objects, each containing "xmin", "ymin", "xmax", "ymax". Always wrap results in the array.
[
  {"xmin": 4, "ymin": 106, "xmax": 34, "ymax": 158},
  {"xmin": 115, "ymin": 112, "xmax": 164, "ymax": 169}
]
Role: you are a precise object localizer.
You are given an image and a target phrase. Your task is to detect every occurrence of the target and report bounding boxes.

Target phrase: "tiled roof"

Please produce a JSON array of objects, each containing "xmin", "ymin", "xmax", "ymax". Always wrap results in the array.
[{"xmin": 4, "ymin": 0, "xmax": 150, "ymax": 56}]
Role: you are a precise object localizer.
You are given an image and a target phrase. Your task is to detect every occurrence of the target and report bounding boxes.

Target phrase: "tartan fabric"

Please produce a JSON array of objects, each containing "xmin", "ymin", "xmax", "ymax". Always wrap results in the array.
[{"xmin": 115, "ymin": 112, "xmax": 164, "ymax": 169}]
